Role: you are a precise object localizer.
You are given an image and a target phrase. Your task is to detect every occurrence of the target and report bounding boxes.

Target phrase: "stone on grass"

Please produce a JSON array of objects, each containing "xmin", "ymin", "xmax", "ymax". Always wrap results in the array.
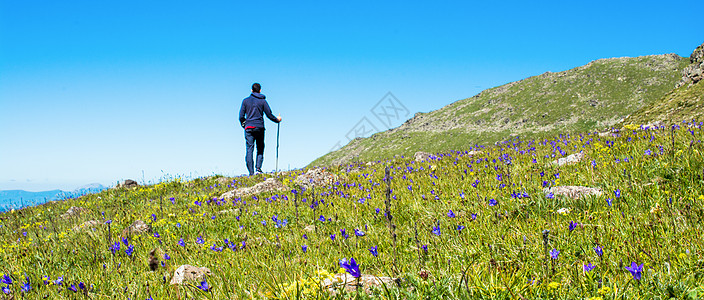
[
  {"xmin": 543, "ymin": 186, "xmax": 603, "ymax": 199},
  {"xmin": 121, "ymin": 220, "xmax": 150, "ymax": 236},
  {"xmin": 552, "ymin": 152, "xmax": 584, "ymax": 166},
  {"xmin": 117, "ymin": 179, "xmax": 139, "ymax": 189},
  {"xmin": 413, "ymin": 151, "xmax": 433, "ymax": 162},
  {"xmin": 60, "ymin": 206, "xmax": 86, "ymax": 219},
  {"xmin": 295, "ymin": 168, "xmax": 339, "ymax": 189},
  {"xmin": 220, "ymin": 177, "xmax": 285, "ymax": 199},
  {"xmin": 170, "ymin": 265, "xmax": 212, "ymax": 285}
]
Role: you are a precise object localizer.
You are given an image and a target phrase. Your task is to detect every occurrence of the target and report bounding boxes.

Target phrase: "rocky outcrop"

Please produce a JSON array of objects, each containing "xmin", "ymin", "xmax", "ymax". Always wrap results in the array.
[
  {"xmin": 170, "ymin": 265, "xmax": 212, "ymax": 285},
  {"xmin": 676, "ymin": 42, "xmax": 704, "ymax": 88},
  {"xmin": 121, "ymin": 220, "xmax": 150, "ymax": 236},
  {"xmin": 295, "ymin": 169, "xmax": 339, "ymax": 189},
  {"xmin": 60, "ymin": 206, "xmax": 86, "ymax": 219},
  {"xmin": 220, "ymin": 178, "xmax": 285, "ymax": 199},
  {"xmin": 543, "ymin": 186, "xmax": 603, "ymax": 199},
  {"xmin": 552, "ymin": 152, "xmax": 584, "ymax": 166},
  {"xmin": 414, "ymin": 151, "xmax": 433, "ymax": 162},
  {"xmin": 117, "ymin": 179, "xmax": 139, "ymax": 189}
]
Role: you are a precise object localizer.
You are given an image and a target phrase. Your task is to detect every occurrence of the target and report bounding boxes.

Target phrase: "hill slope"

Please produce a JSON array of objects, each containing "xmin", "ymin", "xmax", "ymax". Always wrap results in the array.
[
  {"xmin": 623, "ymin": 42, "xmax": 704, "ymax": 125},
  {"xmin": 311, "ymin": 54, "xmax": 688, "ymax": 167}
]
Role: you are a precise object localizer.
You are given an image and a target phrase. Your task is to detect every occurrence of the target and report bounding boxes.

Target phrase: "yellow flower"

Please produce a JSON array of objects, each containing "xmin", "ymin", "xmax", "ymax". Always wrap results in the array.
[
  {"xmin": 598, "ymin": 286, "xmax": 611, "ymax": 295},
  {"xmin": 548, "ymin": 281, "xmax": 560, "ymax": 290}
]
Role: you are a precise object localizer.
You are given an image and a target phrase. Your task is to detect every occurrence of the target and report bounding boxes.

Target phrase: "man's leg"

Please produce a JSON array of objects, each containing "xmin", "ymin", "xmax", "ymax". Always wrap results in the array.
[
  {"xmin": 244, "ymin": 129, "xmax": 255, "ymax": 176},
  {"xmin": 254, "ymin": 129, "xmax": 265, "ymax": 173}
]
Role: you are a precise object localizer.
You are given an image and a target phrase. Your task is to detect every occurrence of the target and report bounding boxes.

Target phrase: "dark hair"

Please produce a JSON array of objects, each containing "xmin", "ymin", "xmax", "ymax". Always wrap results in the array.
[{"xmin": 252, "ymin": 83, "xmax": 261, "ymax": 93}]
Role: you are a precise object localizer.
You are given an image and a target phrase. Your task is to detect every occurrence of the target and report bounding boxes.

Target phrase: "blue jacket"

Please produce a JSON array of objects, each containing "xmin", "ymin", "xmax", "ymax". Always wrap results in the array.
[{"xmin": 239, "ymin": 92, "xmax": 279, "ymax": 129}]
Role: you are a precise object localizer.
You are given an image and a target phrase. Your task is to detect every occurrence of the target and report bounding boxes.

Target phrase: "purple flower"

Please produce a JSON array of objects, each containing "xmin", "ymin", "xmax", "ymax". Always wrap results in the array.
[
  {"xmin": 546, "ymin": 192, "xmax": 555, "ymax": 199},
  {"xmin": 110, "ymin": 241, "xmax": 120, "ymax": 254},
  {"xmin": 354, "ymin": 229, "xmax": 365, "ymax": 237},
  {"xmin": 164, "ymin": 253, "xmax": 171, "ymax": 260},
  {"xmin": 69, "ymin": 284, "xmax": 77, "ymax": 292},
  {"xmin": 584, "ymin": 262, "xmax": 595, "ymax": 272},
  {"xmin": 594, "ymin": 245, "xmax": 603, "ymax": 257},
  {"xmin": 369, "ymin": 246, "xmax": 378, "ymax": 257},
  {"xmin": 340, "ymin": 258, "xmax": 361, "ymax": 278},
  {"xmin": 319, "ymin": 215, "xmax": 325, "ymax": 222},
  {"xmin": 471, "ymin": 213, "xmax": 477, "ymax": 220},
  {"xmin": 591, "ymin": 160, "xmax": 597, "ymax": 167},
  {"xmin": 169, "ymin": 197, "xmax": 175, "ymax": 204},
  {"xmin": 330, "ymin": 234, "xmax": 336, "ymax": 241},
  {"xmin": 488, "ymin": 198, "xmax": 498, "ymax": 206},
  {"xmin": 153, "ymin": 232, "xmax": 160, "ymax": 238},
  {"xmin": 421, "ymin": 244, "xmax": 428, "ymax": 254},
  {"xmin": 447, "ymin": 210, "xmax": 456, "ymax": 218},
  {"xmin": 569, "ymin": 221, "xmax": 577, "ymax": 232},
  {"xmin": 178, "ymin": 238, "xmax": 186, "ymax": 247},
  {"xmin": 644, "ymin": 149, "xmax": 652, "ymax": 156},
  {"xmin": 198, "ymin": 279, "xmax": 209, "ymax": 291},
  {"xmin": 54, "ymin": 277, "xmax": 63, "ymax": 286},
  {"xmin": 125, "ymin": 244, "xmax": 134, "ymax": 256},
  {"xmin": 210, "ymin": 243, "xmax": 223, "ymax": 252},
  {"xmin": 625, "ymin": 262, "xmax": 643, "ymax": 280},
  {"xmin": 21, "ymin": 279, "xmax": 31, "ymax": 292},
  {"xmin": 122, "ymin": 237, "xmax": 129, "ymax": 246},
  {"xmin": 606, "ymin": 198, "xmax": 612, "ymax": 206},
  {"xmin": 302, "ymin": 245, "xmax": 308, "ymax": 253},
  {"xmin": 78, "ymin": 281, "xmax": 85, "ymax": 290},
  {"xmin": 196, "ymin": 236, "xmax": 204, "ymax": 244},
  {"xmin": 151, "ymin": 214, "xmax": 157, "ymax": 221},
  {"xmin": 194, "ymin": 200, "xmax": 201, "ymax": 206},
  {"xmin": 1, "ymin": 286, "xmax": 9, "ymax": 294},
  {"xmin": 432, "ymin": 225, "xmax": 441, "ymax": 236},
  {"xmin": 2, "ymin": 274, "xmax": 12, "ymax": 285},
  {"xmin": 549, "ymin": 248, "xmax": 559, "ymax": 260},
  {"xmin": 457, "ymin": 225, "xmax": 465, "ymax": 232},
  {"xmin": 614, "ymin": 189, "xmax": 621, "ymax": 198}
]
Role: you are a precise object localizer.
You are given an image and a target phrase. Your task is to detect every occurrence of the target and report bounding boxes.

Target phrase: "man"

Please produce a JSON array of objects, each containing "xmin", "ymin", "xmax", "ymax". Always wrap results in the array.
[{"xmin": 239, "ymin": 83, "xmax": 282, "ymax": 176}]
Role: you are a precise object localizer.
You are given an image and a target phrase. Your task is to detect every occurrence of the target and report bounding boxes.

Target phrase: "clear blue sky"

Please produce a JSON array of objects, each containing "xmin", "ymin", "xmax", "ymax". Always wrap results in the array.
[{"xmin": 1, "ymin": 0, "xmax": 701, "ymax": 191}]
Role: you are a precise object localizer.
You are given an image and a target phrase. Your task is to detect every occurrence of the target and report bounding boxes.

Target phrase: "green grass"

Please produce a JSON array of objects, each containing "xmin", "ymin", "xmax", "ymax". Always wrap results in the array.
[
  {"xmin": 624, "ymin": 81, "xmax": 704, "ymax": 126},
  {"xmin": 312, "ymin": 54, "xmax": 690, "ymax": 167},
  {"xmin": 2, "ymin": 119, "xmax": 704, "ymax": 299}
]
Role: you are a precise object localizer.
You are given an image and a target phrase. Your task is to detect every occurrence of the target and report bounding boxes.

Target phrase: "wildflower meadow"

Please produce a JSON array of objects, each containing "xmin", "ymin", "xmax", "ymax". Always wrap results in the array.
[{"xmin": 1, "ymin": 121, "xmax": 704, "ymax": 299}]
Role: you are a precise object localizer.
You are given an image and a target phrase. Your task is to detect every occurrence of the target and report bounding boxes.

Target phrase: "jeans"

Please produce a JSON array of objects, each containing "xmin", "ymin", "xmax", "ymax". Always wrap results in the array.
[{"xmin": 245, "ymin": 127, "xmax": 265, "ymax": 175}]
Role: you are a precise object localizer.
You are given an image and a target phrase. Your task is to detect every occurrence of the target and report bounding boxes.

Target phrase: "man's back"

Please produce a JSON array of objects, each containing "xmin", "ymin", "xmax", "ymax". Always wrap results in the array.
[{"xmin": 239, "ymin": 92, "xmax": 278, "ymax": 129}]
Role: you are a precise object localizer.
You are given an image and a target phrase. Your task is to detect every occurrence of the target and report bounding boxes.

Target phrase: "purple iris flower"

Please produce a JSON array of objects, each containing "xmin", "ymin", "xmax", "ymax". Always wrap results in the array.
[
  {"xmin": 606, "ymin": 198, "xmax": 612, "ymax": 206},
  {"xmin": 125, "ymin": 244, "xmax": 134, "ymax": 257},
  {"xmin": 151, "ymin": 214, "xmax": 157, "ymax": 221},
  {"xmin": 447, "ymin": 210, "xmax": 456, "ymax": 218},
  {"xmin": 432, "ymin": 225, "xmax": 441, "ymax": 236},
  {"xmin": 569, "ymin": 221, "xmax": 577, "ymax": 232},
  {"xmin": 153, "ymin": 232, "xmax": 160, "ymax": 238},
  {"xmin": 471, "ymin": 213, "xmax": 477, "ymax": 220},
  {"xmin": 550, "ymin": 248, "xmax": 559, "ymax": 260},
  {"xmin": 198, "ymin": 279, "xmax": 209, "ymax": 291},
  {"xmin": 302, "ymin": 245, "xmax": 308, "ymax": 253},
  {"xmin": 421, "ymin": 245, "xmax": 428, "ymax": 254},
  {"xmin": 340, "ymin": 258, "xmax": 361, "ymax": 278},
  {"xmin": 546, "ymin": 192, "xmax": 555, "ymax": 199},
  {"xmin": 330, "ymin": 234, "xmax": 336, "ymax": 241},
  {"xmin": 164, "ymin": 253, "xmax": 171, "ymax": 260},
  {"xmin": 319, "ymin": 215, "xmax": 326, "ymax": 222},
  {"xmin": 584, "ymin": 262, "xmax": 596, "ymax": 272},
  {"xmin": 488, "ymin": 199, "xmax": 498, "ymax": 206},
  {"xmin": 594, "ymin": 245, "xmax": 603, "ymax": 257},
  {"xmin": 22, "ymin": 279, "xmax": 31, "ymax": 292},
  {"xmin": 369, "ymin": 246, "xmax": 378, "ymax": 257},
  {"xmin": 54, "ymin": 277, "xmax": 63, "ymax": 286},
  {"xmin": 615, "ymin": 189, "xmax": 621, "ymax": 198},
  {"xmin": 625, "ymin": 262, "xmax": 643, "ymax": 280},
  {"xmin": 178, "ymin": 238, "xmax": 186, "ymax": 247},
  {"xmin": 196, "ymin": 236, "xmax": 204, "ymax": 244},
  {"xmin": 210, "ymin": 244, "xmax": 223, "ymax": 252},
  {"xmin": 1, "ymin": 286, "xmax": 9, "ymax": 294},
  {"xmin": 69, "ymin": 284, "xmax": 77, "ymax": 292},
  {"xmin": 354, "ymin": 229, "xmax": 365, "ymax": 236},
  {"xmin": 2, "ymin": 274, "xmax": 12, "ymax": 285},
  {"xmin": 457, "ymin": 225, "xmax": 465, "ymax": 232}
]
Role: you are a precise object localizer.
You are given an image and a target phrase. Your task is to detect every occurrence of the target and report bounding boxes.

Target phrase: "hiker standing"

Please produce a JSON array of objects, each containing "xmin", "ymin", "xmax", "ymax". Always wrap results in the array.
[{"xmin": 239, "ymin": 83, "xmax": 282, "ymax": 176}]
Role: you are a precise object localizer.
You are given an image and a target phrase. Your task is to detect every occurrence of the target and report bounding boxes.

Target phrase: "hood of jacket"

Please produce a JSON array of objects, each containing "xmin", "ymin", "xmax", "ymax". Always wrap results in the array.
[{"xmin": 251, "ymin": 92, "xmax": 266, "ymax": 99}]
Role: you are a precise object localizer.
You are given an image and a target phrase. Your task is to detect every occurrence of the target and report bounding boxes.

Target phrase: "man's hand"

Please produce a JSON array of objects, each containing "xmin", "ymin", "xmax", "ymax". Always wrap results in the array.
[{"xmin": 277, "ymin": 114, "xmax": 282, "ymax": 122}]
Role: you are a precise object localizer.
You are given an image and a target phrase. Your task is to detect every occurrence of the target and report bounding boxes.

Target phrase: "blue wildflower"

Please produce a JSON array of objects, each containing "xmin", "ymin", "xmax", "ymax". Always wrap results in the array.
[
  {"xmin": 550, "ymin": 248, "xmax": 559, "ymax": 260},
  {"xmin": 196, "ymin": 236, "xmax": 204, "ymax": 244},
  {"xmin": 125, "ymin": 244, "xmax": 134, "ymax": 257},
  {"xmin": 569, "ymin": 221, "xmax": 577, "ymax": 232},
  {"xmin": 583, "ymin": 262, "xmax": 595, "ymax": 272},
  {"xmin": 340, "ymin": 258, "xmax": 361, "ymax": 278},
  {"xmin": 432, "ymin": 225, "xmax": 441, "ymax": 236},
  {"xmin": 198, "ymin": 279, "xmax": 209, "ymax": 291},
  {"xmin": 302, "ymin": 245, "xmax": 308, "ymax": 253},
  {"xmin": 178, "ymin": 238, "xmax": 186, "ymax": 247},
  {"xmin": 447, "ymin": 210, "xmax": 456, "ymax": 218},
  {"xmin": 594, "ymin": 245, "xmax": 603, "ymax": 257},
  {"xmin": 1, "ymin": 286, "xmax": 9, "ymax": 294},
  {"xmin": 2, "ymin": 274, "xmax": 12, "ymax": 285},
  {"xmin": 625, "ymin": 262, "xmax": 643, "ymax": 280},
  {"xmin": 369, "ymin": 246, "xmax": 378, "ymax": 257},
  {"xmin": 488, "ymin": 198, "xmax": 498, "ymax": 206}
]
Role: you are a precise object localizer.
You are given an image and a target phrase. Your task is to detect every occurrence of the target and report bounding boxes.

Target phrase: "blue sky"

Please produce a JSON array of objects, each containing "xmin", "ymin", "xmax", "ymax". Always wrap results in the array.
[{"xmin": 1, "ymin": 0, "xmax": 701, "ymax": 191}]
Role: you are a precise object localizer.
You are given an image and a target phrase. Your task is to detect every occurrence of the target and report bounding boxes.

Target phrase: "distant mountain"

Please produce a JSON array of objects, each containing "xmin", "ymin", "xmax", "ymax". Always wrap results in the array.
[
  {"xmin": 0, "ymin": 183, "xmax": 107, "ymax": 212},
  {"xmin": 311, "ymin": 53, "xmax": 689, "ymax": 167}
]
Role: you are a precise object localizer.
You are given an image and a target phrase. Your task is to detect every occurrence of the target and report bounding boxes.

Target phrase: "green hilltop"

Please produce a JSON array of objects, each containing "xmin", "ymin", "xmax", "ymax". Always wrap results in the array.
[{"xmin": 311, "ymin": 53, "xmax": 690, "ymax": 167}]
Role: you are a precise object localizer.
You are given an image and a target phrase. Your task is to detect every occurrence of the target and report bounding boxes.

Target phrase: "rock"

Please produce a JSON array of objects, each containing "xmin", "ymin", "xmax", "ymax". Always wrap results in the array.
[
  {"xmin": 322, "ymin": 273, "xmax": 401, "ymax": 294},
  {"xmin": 552, "ymin": 152, "xmax": 584, "ymax": 166},
  {"xmin": 294, "ymin": 168, "xmax": 339, "ymax": 189},
  {"xmin": 216, "ymin": 177, "xmax": 234, "ymax": 186},
  {"xmin": 543, "ymin": 186, "xmax": 603, "ymax": 199},
  {"xmin": 60, "ymin": 206, "xmax": 86, "ymax": 219},
  {"xmin": 217, "ymin": 208, "xmax": 240, "ymax": 215},
  {"xmin": 72, "ymin": 220, "xmax": 101, "ymax": 232},
  {"xmin": 676, "ymin": 42, "xmax": 704, "ymax": 87},
  {"xmin": 220, "ymin": 177, "xmax": 285, "ymax": 199},
  {"xmin": 414, "ymin": 151, "xmax": 432, "ymax": 162},
  {"xmin": 121, "ymin": 220, "xmax": 150, "ymax": 236},
  {"xmin": 303, "ymin": 225, "xmax": 316, "ymax": 232},
  {"xmin": 466, "ymin": 150, "xmax": 483, "ymax": 157},
  {"xmin": 117, "ymin": 179, "xmax": 139, "ymax": 189},
  {"xmin": 170, "ymin": 265, "xmax": 212, "ymax": 285}
]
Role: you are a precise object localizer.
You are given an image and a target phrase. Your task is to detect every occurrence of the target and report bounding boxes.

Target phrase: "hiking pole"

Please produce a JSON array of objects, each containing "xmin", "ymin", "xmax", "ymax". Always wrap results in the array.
[{"xmin": 275, "ymin": 122, "xmax": 280, "ymax": 173}]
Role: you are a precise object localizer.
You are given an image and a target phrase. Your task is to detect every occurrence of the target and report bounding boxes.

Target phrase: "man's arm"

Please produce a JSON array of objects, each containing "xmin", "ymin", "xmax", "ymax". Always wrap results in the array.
[
  {"xmin": 263, "ymin": 101, "xmax": 281, "ymax": 123},
  {"xmin": 238, "ymin": 101, "xmax": 247, "ymax": 128}
]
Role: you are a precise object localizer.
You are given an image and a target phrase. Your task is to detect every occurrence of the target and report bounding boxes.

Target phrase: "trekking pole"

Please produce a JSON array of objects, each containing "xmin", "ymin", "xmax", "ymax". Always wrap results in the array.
[{"xmin": 275, "ymin": 122, "xmax": 280, "ymax": 173}]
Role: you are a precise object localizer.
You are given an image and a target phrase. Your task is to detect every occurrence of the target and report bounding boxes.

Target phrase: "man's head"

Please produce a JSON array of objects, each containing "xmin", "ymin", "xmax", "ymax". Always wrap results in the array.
[{"xmin": 252, "ymin": 83, "xmax": 261, "ymax": 93}]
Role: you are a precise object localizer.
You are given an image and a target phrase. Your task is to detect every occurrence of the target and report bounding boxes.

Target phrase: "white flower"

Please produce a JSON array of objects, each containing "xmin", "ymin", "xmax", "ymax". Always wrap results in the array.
[{"xmin": 557, "ymin": 208, "xmax": 571, "ymax": 215}]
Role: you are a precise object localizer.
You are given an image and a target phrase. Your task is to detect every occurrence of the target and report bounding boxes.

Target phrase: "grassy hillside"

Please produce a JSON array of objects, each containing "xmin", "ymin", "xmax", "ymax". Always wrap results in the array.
[
  {"xmin": 1, "ymin": 119, "xmax": 703, "ymax": 298},
  {"xmin": 311, "ymin": 54, "xmax": 689, "ymax": 167},
  {"xmin": 623, "ymin": 81, "xmax": 704, "ymax": 126}
]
